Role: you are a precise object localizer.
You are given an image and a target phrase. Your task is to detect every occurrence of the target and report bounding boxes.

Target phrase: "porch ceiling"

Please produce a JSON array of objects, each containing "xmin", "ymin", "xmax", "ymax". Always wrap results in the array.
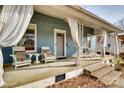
[{"xmin": 34, "ymin": 5, "xmax": 123, "ymax": 33}]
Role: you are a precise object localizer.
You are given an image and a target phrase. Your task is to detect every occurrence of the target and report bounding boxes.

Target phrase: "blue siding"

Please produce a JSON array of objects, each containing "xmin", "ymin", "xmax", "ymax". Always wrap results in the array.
[
  {"xmin": 2, "ymin": 47, "xmax": 12, "ymax": 64},
  {"xmin": 31, "ymin": 12, "xmax": 77, "ymax": 57}
]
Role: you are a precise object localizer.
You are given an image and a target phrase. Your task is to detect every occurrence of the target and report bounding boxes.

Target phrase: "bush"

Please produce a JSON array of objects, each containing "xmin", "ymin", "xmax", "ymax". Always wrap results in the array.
[{"xmin": 113, "ymin": 57, "xmax": 122, "ymax": 71}]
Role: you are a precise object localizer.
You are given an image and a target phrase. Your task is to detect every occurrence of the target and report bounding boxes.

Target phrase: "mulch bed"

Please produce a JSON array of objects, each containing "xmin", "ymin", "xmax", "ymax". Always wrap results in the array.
[{"xmin": 48, "ymin": 75, "xmax": 114, "ymax": 88}]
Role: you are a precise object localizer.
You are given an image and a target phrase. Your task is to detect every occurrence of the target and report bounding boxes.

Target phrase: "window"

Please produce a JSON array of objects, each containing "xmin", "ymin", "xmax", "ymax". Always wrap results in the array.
[{"xmin": 18, "ymin": 23, "xmax": 37, "ymax": 52}]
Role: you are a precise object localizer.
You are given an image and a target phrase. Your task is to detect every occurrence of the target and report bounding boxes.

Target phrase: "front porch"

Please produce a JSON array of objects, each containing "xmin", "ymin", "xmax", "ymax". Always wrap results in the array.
[
  {"xmin": 0, "ymin": 5, "xmax": 123, "ymax": 87},
  {"xmin": 2, "ymin": 58, "xmax": 102, "ymax": 88}
]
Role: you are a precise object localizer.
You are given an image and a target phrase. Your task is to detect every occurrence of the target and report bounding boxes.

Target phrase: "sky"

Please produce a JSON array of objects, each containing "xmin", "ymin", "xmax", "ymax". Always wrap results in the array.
[{"xmin": 82, "ymin": 5, "xmax": 124, "ymax": 24}]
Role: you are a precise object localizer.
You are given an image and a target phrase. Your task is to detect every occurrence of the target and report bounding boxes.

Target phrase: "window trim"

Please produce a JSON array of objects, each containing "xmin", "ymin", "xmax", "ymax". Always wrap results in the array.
[
  {"xmin": 20, "ymin": 23, "xmax": 37, "ymax": 53},
  {"xmin": 54, "ymin": 28, "xmax": 66, "ymax": 58}
]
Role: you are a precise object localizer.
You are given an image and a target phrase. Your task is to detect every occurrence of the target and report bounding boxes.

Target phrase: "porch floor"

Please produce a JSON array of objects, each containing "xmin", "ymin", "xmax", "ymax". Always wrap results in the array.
[{"xmin": 2, "ymin": 58, "xmax": 101, "ymax": 88}]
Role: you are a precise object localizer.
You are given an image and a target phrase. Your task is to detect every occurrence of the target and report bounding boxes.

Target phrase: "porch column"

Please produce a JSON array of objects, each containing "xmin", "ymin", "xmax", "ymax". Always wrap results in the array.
[
  {"xmin": 115, "ymin": 32, "xmax": 119, "ymax": 57},
  {"xmin": 79, "ymin": 20, "xmax": 84, "ymax": 58},
  {"xmin": 111, "ymin": 33, "xmax": 116, "ymax": 55},
  {"xmin": 108, "ymin": 34, "xmax": 112, "ymax": 55},
  {"xmin": 102, "ymin": 30, "xmax": 108, "ymax": 57}
]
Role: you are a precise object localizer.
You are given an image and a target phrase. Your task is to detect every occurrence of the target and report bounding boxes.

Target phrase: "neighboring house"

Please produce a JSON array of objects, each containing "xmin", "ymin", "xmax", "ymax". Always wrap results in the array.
[
  {"xmin": 107, "ymin": 32, "xmax": 124, "ymax": 56},
  {"xmin": 117, "ymin": 33, "xmax": 124, "ymax": 55},
  {"xmin": 1, "ymin": 5, "xmax": 122, "ymax": 65}
]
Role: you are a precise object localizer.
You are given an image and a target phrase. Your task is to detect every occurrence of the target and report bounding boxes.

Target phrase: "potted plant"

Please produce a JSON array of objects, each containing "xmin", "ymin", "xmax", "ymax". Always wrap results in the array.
[{"xmin": 112, "ymin": 57, "xmax": 122, "ymax": 71}]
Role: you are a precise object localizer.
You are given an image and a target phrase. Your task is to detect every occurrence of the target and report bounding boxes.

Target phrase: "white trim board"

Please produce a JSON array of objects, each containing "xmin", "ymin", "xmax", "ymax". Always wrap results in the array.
[{"xmin": 54, "ymin": 29, "xmax": 66, "ymax": 58}]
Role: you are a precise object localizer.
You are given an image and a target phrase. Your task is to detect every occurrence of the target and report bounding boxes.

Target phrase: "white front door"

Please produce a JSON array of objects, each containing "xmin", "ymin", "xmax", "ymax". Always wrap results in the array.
[{"xmin": 54, "ymin": 29, "xmax": 66, "ymax": 58}]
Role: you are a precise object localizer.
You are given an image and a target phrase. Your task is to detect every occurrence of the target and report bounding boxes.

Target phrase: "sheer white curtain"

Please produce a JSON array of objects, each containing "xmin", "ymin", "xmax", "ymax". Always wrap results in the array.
[
  {"xmin": 80, "ymin": 21, "xmax": 84, "ymax": 57},
  {"xmin": 67, "ymin": 17, "xmax": 81, "ymax": 65},
  {"xmin": 0, "ymin": 5, "xmax": 33, "ymax": 86},
  {"xmin": 102, "ymin": 31, "xmax": 108, "ymax": 56},
  {"xmin": 0, "ymin": 23, "xmax": 3, "ymax": 33},
  {"xmin": 102, "ymin": 31, "xmax": 108, "ymax": 47},
  {"xmin": 115, "ymin": 33, "xmax": 119, "ymax": 56}
]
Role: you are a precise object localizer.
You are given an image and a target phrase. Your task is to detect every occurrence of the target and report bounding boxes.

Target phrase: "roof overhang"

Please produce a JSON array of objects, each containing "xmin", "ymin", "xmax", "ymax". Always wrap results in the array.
[{"xmin": 34, "ymin": 5, "xmax": 123, "ymax": 33}]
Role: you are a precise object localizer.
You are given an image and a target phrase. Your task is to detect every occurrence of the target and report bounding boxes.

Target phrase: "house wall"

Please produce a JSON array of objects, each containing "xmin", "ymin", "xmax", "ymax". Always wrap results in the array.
[
  {"xmin": 2, "ymin": 12, "xmax": 94, "ymax": 64},
  {"xmin": 2, "ymin": 47, "xmax": 13, "ymax": 64},
  {"xmin": 30, "ymin": 12, "xmax": 77, "ymax": 57}
]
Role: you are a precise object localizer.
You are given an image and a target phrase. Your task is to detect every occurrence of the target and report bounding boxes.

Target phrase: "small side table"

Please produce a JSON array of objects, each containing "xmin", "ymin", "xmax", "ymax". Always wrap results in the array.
[{"xmin": 29, "ymin": 53, "xmax": 41, "ymax": 64}]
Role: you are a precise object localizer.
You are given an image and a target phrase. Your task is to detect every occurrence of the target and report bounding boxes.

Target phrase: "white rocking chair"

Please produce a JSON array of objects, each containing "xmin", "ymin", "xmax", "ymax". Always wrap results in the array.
[
  {"xmin": 10, "ymin": 46, "xmax": 31, "ymax": 69},
  {"xmin": 41, "ymin": 46, "xmax": 56, "ymax": 64}
]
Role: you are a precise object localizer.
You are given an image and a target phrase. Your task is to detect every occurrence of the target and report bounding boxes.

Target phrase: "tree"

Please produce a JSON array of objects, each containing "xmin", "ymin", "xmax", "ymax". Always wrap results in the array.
[{"xmin": 114, "ymin": 18, "xmax": 124, "ymax": 31}]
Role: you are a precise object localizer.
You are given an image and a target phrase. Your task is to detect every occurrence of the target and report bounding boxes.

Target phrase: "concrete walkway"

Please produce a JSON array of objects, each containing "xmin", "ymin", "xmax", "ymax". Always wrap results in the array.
[{"xmin": 113, "ymin": 65, "xmax": 124, "ymax": 87}]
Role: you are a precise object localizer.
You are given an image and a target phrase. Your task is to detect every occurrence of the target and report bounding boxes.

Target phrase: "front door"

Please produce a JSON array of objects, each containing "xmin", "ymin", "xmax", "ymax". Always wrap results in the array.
[
  {"xmin": 56, "ymin": 33, "xmax": 64, "ymax": 57},
  {"xmin": 54, "ymin": 29, "xmax": 66, "ymax": 58}
]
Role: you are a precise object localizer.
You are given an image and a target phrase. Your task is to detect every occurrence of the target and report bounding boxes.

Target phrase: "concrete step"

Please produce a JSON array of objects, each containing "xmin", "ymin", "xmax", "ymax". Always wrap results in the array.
[
  {"xmin": 99, "ymin": 70, "xmax": 122, "ymax": 85},
  {"xmin": 84, "ymin": 62, "xmax": 107, "ymax": 72},
  {"xmin": 91, "ymin": 66, "xmax": 114, "ymax": 78}
]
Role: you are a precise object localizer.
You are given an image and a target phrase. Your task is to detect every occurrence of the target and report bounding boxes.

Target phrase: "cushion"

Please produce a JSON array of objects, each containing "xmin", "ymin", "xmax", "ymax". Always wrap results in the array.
[
  {"xmin": 15, "ymin": 51, "xmax": 29, "ymax": 62},
  {"xmin": 43, "ymin": 50, "xmax": 51, "ymax": 55}
]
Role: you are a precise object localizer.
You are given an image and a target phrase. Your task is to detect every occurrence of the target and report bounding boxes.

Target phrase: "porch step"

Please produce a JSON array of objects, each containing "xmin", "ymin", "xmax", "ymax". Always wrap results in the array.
[
  {"xmin": 91, "ymin": 66, "xmax": 114, "ymax": 78},
  {"xmin": 84, "ymin": 62, "xmax": 107, "ymax": 72},
  {"xmin": 81, "ymin": 60, "xmax": 101, "ymax": 67},
  {"xmin": 99, "ymin": 70, "xmax": 122, "ymax": 85}
]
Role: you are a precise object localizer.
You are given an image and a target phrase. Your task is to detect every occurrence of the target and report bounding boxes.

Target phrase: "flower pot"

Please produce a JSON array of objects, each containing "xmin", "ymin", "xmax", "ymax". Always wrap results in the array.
[{"xmin": 115, "ymin": 67, "xmax": 122, "ymax": 71}]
